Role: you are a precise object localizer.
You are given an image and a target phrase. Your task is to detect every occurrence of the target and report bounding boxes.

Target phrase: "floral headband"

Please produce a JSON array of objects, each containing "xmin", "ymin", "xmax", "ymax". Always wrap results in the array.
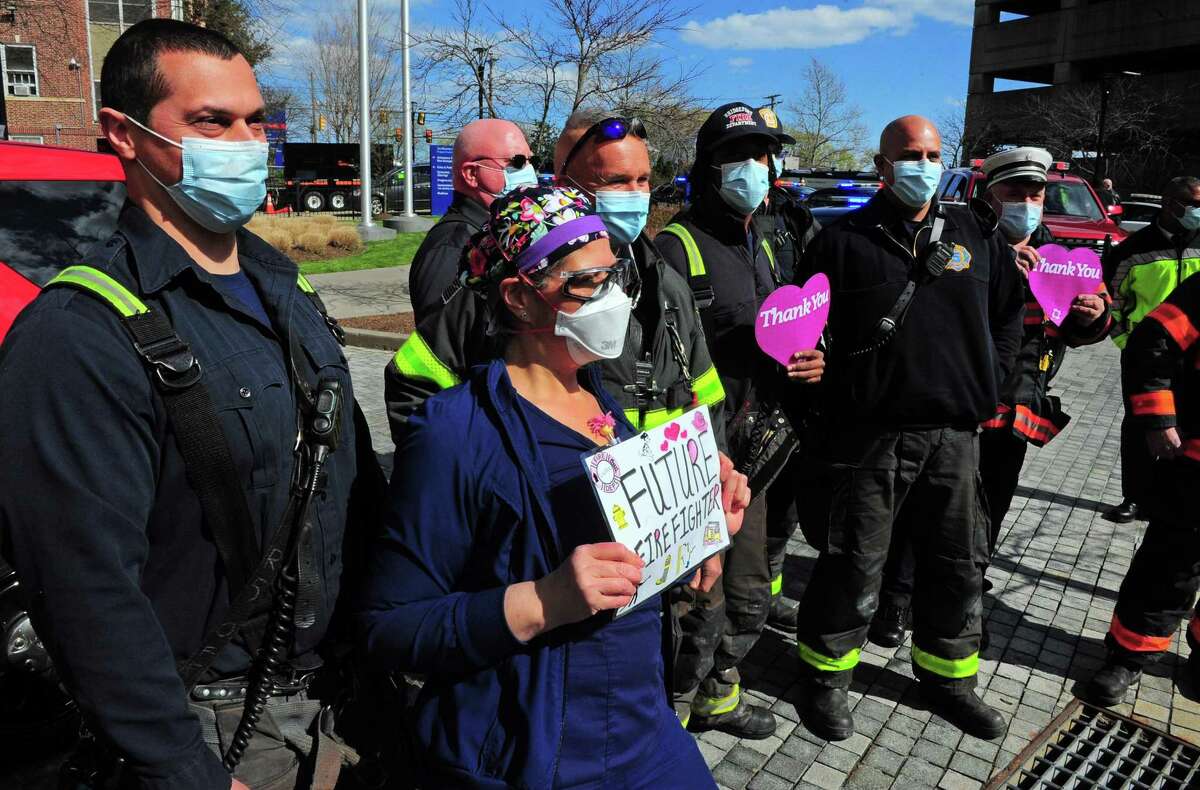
[{"xmin": 462, "ymin": 184, "xmax": 609, "ymax": 293}]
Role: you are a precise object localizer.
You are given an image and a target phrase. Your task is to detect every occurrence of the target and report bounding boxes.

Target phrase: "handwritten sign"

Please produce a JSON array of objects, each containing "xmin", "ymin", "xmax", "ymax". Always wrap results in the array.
[
  {"xmin": 582, "ymin": 405, "xmax": 729, "ymax": 616},
  {"xmin": 1030, "ymin": 244, "xmax": 1104, "ymax": 326},
  {"xmin": 754, "ymin": 273, "xmax": 831, "ymax": 365}
]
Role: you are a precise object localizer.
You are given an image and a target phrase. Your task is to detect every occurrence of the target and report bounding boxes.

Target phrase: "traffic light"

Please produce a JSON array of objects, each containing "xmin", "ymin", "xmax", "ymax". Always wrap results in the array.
[
  {"xmin": 318, "ymin": 115, "xmax": 327, "ymax": 131},
  {"xmin": 424, "ymin": 128, "xmax": 433, "ymax": 143},
  {"xmin": 380, "ymin": 110, "xmax": 390, "ymax": 124},
  {"xmin": 416, "ymin": 111, "xmax": 426, "ymax": 126},
  {"xmin": 394, "ymin": 127, "xmax": 403, "ymax": 143}
]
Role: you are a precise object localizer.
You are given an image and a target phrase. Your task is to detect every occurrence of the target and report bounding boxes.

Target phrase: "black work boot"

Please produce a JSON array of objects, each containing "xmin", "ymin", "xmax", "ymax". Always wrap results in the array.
[
  {"xmin": 689, "ymin": 698, "xmax": 778, "ymax": 739},
  {"xmin": 1186, "ymin": 652, "xmax": 1200, "ymax": 701},
  {"xmin": 919, "ymin": 681, "xmax": 1006, "ymax": 740},
  {"xmin": 1103, "ymin": 499, "xmax": 1138, "ymax": 524},
  {"xmin": 798, "ymin": 680, "xmax": 854, "ymax": 741},
  {"xmin": 689, "ymin": 670, "xmax": 777, "ymax": 739},
  {"xmin": 1087, "ymin": 658, "xmax": 1142, "ymax": 707},
  {"xmin": 868, "ymin": 603, "xmax": 908, "ymax": 648},
  {"xmin": 768, "ymin": 594, "xmax": 799, "ymax": 632}
]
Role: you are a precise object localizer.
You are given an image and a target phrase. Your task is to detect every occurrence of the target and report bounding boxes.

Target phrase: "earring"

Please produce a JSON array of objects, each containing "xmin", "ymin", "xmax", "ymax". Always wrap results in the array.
[{"xmin": 521, "ymin": 311, "xmax": 531, "ymax": 321}]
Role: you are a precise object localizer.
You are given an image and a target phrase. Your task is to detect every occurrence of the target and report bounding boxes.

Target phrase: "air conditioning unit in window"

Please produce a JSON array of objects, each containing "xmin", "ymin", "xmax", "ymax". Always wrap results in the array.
[{"xmin": 11, "ymin": 85, "xmax": 31, "ymax": 97}]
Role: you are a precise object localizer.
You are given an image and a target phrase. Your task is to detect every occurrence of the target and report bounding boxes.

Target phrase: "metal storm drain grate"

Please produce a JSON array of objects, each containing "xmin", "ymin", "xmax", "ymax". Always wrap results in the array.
[{"xmin": 985, "ymin": 699, "xmax": 1200, "ymax": 789}]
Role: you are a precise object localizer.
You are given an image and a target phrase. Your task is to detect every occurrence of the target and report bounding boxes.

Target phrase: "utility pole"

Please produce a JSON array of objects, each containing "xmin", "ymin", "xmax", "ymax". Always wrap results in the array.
[
  {"xmin": 473, "ymin": 47, "xmax": 487, "ymax": 120},
  {"xmin": 764, "ymin": 94, "xmax": 781, "ymax": 111},
  {"xmin": 487, "ymin": 57, "xmax": 497, "ymax": 118},
  {"xmin": 356, "ymin": 0, "xmax": 373, "ymax": 230},
  {"xmin": 309, "ymin": 71, "xmax": 318, "ymax": 143},
  {"xmin": 400, "ymin": 0, "xmax": 414, "ymax": 218},
  {"xmin": 1096, "ymin": 79, "xmax": 1111, "ymax": 185}
]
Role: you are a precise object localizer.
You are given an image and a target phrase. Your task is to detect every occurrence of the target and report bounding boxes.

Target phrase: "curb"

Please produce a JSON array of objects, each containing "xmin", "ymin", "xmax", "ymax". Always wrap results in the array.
[{"xmin": 343, "ymin": 327, "xmax": 409, "ymax": 351}]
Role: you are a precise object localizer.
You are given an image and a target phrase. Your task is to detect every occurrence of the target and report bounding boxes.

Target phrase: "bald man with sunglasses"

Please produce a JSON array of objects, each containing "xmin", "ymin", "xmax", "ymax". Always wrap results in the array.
[{"xmin": 408, "ymin": 119, "xmax": 535, "ymax": 323}]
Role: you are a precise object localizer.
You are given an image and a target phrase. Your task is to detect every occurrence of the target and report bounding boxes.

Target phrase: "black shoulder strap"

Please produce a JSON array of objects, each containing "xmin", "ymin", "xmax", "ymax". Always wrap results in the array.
[
  {"xmin": 46, "ymin": 266, "xmax": 259, "ymax": 600},
  {"xmin": 849, "ymin": 215, "xmax": 946, "ymax": 358}
]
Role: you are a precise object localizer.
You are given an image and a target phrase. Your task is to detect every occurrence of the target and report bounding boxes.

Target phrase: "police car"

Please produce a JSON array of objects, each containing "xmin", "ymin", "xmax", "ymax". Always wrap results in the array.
[{"xmin": 937, "ymin": 159, "xmax": 1128, "ymax": 252}]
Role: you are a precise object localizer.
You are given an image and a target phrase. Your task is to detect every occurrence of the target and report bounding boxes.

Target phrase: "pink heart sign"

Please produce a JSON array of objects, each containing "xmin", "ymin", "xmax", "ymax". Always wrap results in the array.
[
  {"xmin": 755, "ymin": 273, "xmax": 831, "ymax": 365},
  {"xmin": 1030, "ymin": 244, "xmax": 1104, "ymax": 326}
]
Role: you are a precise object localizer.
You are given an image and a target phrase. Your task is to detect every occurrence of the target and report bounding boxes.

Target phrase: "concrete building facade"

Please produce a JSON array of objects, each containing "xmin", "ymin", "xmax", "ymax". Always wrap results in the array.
[
  {"xmin": 964, "ymin": 0, "xmax": 1200, "ymax": 190},
  {"xmin": 0, "ymin": 1, "xmax": 179, "ymax": 150}
]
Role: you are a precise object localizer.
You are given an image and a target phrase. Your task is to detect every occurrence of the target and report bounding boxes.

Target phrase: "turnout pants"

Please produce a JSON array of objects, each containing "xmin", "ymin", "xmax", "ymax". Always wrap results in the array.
[
  {"xmin": 795, "ymin": 427, "xmax": 988, "ymax": 688},
  {"xmin": 766, "ymin": 456, "xmax": 803, "ymax": 604},
  {"xmin": 1106, "ymin": 462, "xmax": 1200, "ymax": 665},
  {"xmin": 673, "ymin": 495, "xmax": 770, "ymax": 719},
  {"xmin": 878, "ymin": 428, "xmax": 1027, "ymax": 609}
]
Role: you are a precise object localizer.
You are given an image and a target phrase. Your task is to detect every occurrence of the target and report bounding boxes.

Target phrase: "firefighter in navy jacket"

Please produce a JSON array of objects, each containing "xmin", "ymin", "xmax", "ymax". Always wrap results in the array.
[{"xmin": 790, "ymin": 116, "xmax": 1024, "ymax": 743}]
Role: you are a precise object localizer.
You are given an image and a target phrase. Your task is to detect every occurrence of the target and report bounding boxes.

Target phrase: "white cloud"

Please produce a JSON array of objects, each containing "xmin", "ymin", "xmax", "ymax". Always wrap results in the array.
[
  {"xmin": 727, "ymin": 57, "xmax": 754, "ymax": 71},
  {"xmin": 681, "ymin": 0, "xmax": 973, "ymax": 51}
]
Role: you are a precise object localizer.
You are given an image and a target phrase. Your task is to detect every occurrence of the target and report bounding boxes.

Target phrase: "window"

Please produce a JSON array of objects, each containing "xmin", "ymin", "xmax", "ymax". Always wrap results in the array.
[
  {"xmin": 2, "ymin": 45, "xmax": 38, "ymax": 97},
  {"xmin": 89, "ymin": 0, "xmax": 156, "ymax": 119},
  {"xmin": 0, "ymin": 180, "xmax": 126, "ymax": 288},
  {"xmin": 88, "ymin": 0, "xmax": 153, "ymax": 26},
  {"xmin": 9, "ymin": 135, "xmax": 44, "ymax": 144},
  {"xmin": 940, "ymin": 174, "xmax": 966, "ymax": 203},
  {"xmin": 1045, "ymin": 181, "xmax": 1103, "ymax": 220}
]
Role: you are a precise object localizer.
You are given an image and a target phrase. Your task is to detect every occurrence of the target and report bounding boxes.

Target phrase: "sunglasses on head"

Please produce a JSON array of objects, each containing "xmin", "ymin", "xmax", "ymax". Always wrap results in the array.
[
  {"xmin": 561, "ymin": 117, "xmax": 648, "ymax": 173},
  {"xmin": 474, "ymin": 154, "xmax": 531, "ymax": 170}
]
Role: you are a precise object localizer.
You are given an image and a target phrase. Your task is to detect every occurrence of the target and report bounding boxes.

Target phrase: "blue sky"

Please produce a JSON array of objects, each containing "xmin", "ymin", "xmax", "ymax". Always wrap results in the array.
[{"xmin": 265, "ymin": 0, "xmax": 977, "ymax": 143}]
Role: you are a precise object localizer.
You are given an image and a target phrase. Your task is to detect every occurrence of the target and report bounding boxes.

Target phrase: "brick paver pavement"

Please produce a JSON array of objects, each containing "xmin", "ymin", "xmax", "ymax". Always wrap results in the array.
[{"xmin": 346, "ymin": 339, "xmax": 1200, "ymax": 789}]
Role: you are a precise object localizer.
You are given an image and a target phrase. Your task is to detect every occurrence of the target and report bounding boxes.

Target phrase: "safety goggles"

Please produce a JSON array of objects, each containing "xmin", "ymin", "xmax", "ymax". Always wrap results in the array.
[
  {"xmin": 561, "ymin": 117, "xmax": 648, "ymax": 173},
  {"xmin": 528, "ymin": 257, "xmax": 637, "ymax": 303},
  {"xmin": 474, "ymin": 154, "xmax": 531, "ymax": 171}
]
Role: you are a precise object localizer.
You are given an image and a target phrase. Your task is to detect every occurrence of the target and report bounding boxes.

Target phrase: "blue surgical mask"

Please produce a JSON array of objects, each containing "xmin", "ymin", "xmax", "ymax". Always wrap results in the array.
[
  {"xmin": 125, "ymin": 115, "xmax": 267, "ymax": 234},
  {"xmin": 886, "ymin": 158, "xmax": 943, "ymax": 209},
  {"xmin": 717, "ymin": 159, "xmax": 770, "ymax": 215},
  {"xmin": 998, "ymin": 201, "xmax": 1043, "ymax": 241},
  {"xmin": 1179, "ymin": 205, "xmax": 1200, "ymax": 232},
  {"xmin": 594, "ymin": 190, "xmax": 650, "ymax": 244},
  {"xmin": 482, "ymin": 162, "xmax": 539, "ymax": 197}
]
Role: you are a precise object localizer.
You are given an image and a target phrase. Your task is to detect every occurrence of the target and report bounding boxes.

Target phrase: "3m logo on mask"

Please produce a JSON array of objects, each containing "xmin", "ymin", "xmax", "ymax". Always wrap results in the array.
[{"xmin": 946, "ymin": 244, "xmax": 972, "ymax": 272}]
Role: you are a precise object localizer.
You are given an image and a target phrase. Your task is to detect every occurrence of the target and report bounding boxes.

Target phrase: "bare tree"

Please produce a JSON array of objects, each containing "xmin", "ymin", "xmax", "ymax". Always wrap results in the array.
[
  {"xmin": 540, "ymin": 0, "xmax": 696, "ymax": 113},
  {"xmin": 1021, "ymin": 79, "xmax": 1178, "ymax": 187},
  {"xmin": 311, "ymin": 1, "xmax": 400, "ymax": 144},
  {"xmin": 784, "ymin": 58, "xmax": 868, "ymax": 169},
  {"xmin": 411, "ymin": 0, "xmax": 510, "ymax": 128},
  {"xmin": 938, "ymin": 101, "xmax": 967, "ymax": 167}
]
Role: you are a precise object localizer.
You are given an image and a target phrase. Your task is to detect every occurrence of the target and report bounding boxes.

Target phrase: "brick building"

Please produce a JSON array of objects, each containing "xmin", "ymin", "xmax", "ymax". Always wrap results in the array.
[
  {"xmin": 0, "ymin": 1, "xmax": 181, "ymax": 150},
  {"xmin": 964, "ymin": 0, "xmax": 1200, "ymax": 191}
]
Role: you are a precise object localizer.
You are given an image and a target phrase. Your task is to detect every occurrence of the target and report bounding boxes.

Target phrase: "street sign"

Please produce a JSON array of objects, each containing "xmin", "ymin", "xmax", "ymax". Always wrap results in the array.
[{"xmin": 430, "ymin": 144, "xmax": 453, "ymax": 216}]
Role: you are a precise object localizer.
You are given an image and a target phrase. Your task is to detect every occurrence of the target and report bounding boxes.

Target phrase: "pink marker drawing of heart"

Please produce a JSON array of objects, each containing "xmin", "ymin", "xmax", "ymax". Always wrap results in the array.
[
  {"xmin": 755, "ymin": 273, "xmax": 831, "ymax": 365},
  {"xmin": 1030, "ymin": 244, "xmax": 1104, "ymax": 326}
]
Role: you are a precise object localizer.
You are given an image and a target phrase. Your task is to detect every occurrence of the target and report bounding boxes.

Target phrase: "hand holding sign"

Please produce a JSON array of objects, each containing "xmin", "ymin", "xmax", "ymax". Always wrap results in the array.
[
  {"xmin": 584, "ymin": 405, "xmax": 730, "ymax": 616},
  {"xmin": 1030, "ymin": 244, "xmax": 1104, "ymax": 326},
  {"xmin": 755, "ymin": 273, "xmax": 831, "ymax": 365}
]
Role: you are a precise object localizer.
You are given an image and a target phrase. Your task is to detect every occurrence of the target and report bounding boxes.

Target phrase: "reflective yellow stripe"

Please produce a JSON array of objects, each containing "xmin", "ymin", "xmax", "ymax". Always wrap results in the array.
[
  {"xmin": 692, "ymin": 683, "xmax": 740, "ymax": 717},
  {"xmin": 770, "ymin": 573, "xmax": 782, "ymax": 596},
  {"xmin": 624, "ymin": 405, "xmax": 688, "ymax": 431},
  {"xmin": 692, "ymin": 365, "xmax": 724, "ymax": 408},
  {"xmin": 761, "ymin": 238, "xmax": 777, "ymax": 275},
  {"xmin": 911, "ymin": 645, "xmax": 978, "ymax": 679},
  {"xmin": 797, "ymin": 641, "xmax": 859, "ymax": 672},
  {"xmin": 296, "ymin": 273, "xmax": 316, "ymax": 293},
  {"xmin": 391, "ymin": 332, "xmax": 461, "ymax": 391},
  {"xmin": 660, "ymin": 223, "xmax": 706, "ymax": 278},
  {"xmin": 47, "ymin": 266, "xmax": 149, "ymax": 318}
]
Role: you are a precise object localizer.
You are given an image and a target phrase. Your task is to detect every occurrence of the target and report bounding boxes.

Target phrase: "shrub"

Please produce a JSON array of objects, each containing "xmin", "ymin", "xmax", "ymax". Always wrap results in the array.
[
  {"xmin": 327, "ymin": 225, "xmax": 364, "ymax": 252},
  {"xmin": 295, "ymin": 232, "xmax": 329, "ymax": 254}
]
